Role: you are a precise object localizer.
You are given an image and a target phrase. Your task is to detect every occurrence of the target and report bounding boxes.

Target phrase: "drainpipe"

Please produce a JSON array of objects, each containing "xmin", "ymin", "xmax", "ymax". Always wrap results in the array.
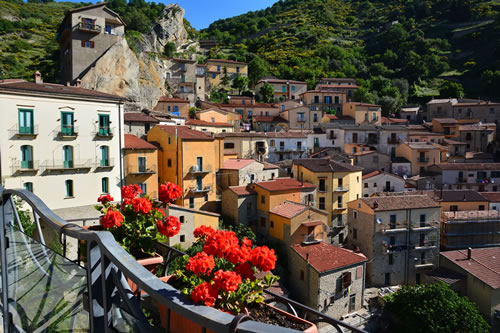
[{"xmin": 118, "ymin": 102, "xmax": 124, "ymax": 200}]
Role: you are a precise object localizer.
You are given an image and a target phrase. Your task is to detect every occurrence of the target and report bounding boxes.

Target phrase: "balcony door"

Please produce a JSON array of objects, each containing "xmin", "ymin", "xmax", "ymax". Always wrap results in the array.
[
  {"xmin": 197, "ymin": 157, "xmax": 203, "ymax": 171},
  {"xmin": 19, "ymin": 109, "xmax": 33, "ymax": 134},
  {"xmin": 100, "ymin": 146, "xmax": 109, "ymax": 167},
  {"xmin": 138, "ymin": 157, "xmax": 146, "ymax": 172},
  {"xmin": 196, "ymin": 176, "xmax": 202, "ymax": 190},
  {"xmin": 61, "ymin": 112, "xmax": 74, "ymax": 135},
  {"xmin": 98, "ymin": 114, "xmax": 110, "ymax": 136},
  {"xmin": 21, "ymin": 145, "xmax": 33, "ymax": 169},
  {"xmin": 63, "ymin": 146, "xmax": 73, "ymax": 168}
]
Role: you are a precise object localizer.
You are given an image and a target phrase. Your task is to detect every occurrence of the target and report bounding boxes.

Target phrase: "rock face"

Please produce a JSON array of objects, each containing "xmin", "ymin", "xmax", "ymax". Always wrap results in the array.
[
  {"xmin": 80, "ymin": 39, "xmax": 170, "ymax": 109},
  {"xmin": 79, "ymin": 3, "xmax": 197, "ymax": 109},
  {"xmin": 139, "ymin": 4, "xmax": 189, "ymax": 54}
]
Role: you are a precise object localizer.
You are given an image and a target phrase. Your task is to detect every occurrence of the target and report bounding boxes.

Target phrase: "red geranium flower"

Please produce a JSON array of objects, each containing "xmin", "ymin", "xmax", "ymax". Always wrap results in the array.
[
  {"xmin": 159, "ymin": 182, "xmax": 182, "ymax": 204},
  {"xmin": 97, "ymin": 194, "xmax": 113, "ymax": 205},
  {"xmin": 193, "ymin": 225, "xmax": 215, "ymax": 239},
  {"xmin": 213, "ymin": 270, "xmax": 242, "ymax": 292},
  {"xmin": 191, "ymin": 282, "xmax": 219, "ymax": 307},
  {"xmin": 100, "ymin": 209, "xmax": 124, "ymax": 228},
  {"xmin": 185, "ymin": 251, "xmax": 215, "ymax": 276},
  {"xmin": 203, "ymin": 230, "xmax": 239, "ymax": 259},
  {"xmin": 132, "ymin": 197, "xmax": 152, "ymax": 214},
  {"xmin": 156, "ymin": 216, "xmax": 181, "ymax": 237},
  {"xmin": 121, "ymin": 184, "xmax": 142, "ymax": 200},
  {"xmin": 249, "ymin": 246, "xmax": 277, "ymax": 272},
  {"xmin": 234, "ymin": 262, "xmax": 255, "ymax": 280}
]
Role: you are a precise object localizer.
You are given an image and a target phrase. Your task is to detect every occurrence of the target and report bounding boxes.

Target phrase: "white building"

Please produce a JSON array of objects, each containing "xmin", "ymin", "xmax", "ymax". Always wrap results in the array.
[
  {"xmin": 362, "ymin": 171, "xmax": 406, "ymax": 197},
  {"xmin": 265, "ymin": 132, "xmax": 307, "ymax": 163},
  {"xmin": 0, "ymin": 74, "xmax": 124, "ymax": 211}
]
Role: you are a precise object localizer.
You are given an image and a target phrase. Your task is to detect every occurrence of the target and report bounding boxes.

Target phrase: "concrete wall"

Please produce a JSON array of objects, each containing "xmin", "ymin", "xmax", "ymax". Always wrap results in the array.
[
  {"xmin": 124, "ymin": 149, "xmax": 158, "ymax": 198},
  {"xmin": 1, "ymin": 92, "xmax": 123, "ymax": 210},
  {"xmin": 354, "ymin": 153, "xmax": 391, "ymax": 174},
  {"xmin": 266, "ymin": 137, "xmax": 308, "ymax": 163},
  {"xmin": 287, "ymin": 106, "xmax": 323, "ymax": 129},
  {"xmin": 362, "ymin": 174, "xmax": 406, "ymax": 197}
]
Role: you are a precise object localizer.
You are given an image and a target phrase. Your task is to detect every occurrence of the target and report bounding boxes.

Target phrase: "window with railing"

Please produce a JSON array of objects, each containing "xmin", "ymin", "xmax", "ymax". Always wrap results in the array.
[
  {"xmin": 63, "ymin": 145, "xmax": 73, "ymax": 168},
  {"xmin": 98, "ymin": 114, "xmax": 111, "ymax": 136},
  {"xmin": 61, "ymin": 112, "xmax": 74, "ymax": 136},
  {"xmin": 100, "ymin": 146, "xmax": 109, "ymax": 167},
  {"xmin": 21, "ymin": 145, "xmax": 33, "ymax": 169},
  {"xmin": 19, "ymin": 109, "xmax": 34, "ymax": 134},
  {"xmin": 138, "ymin": 157, "xmax": 146, "ymax": 172},
  {"xmin": 389, "ymin": 214, "xmax": 396, "ymax": 229}
]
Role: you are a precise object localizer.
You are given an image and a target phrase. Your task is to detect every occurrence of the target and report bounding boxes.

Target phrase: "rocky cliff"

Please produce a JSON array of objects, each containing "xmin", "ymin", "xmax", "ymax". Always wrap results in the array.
[{"xmin": 80, "ymin": 4, "xmax": 198, "ymax": 109}]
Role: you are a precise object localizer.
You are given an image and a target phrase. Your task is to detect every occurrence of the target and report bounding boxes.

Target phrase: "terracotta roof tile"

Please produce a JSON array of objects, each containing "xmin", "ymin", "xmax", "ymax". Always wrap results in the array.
[
  {"xmin": 361, "ymin": 195, "xmax": 439, "ymax": 211},
  {"xmin": 381, "ymin": 117, "xmax": 408, "ymax": 124},
  {"xmin": 436, "ymin": 163, "xmax": 500, "ymax": 171},
  {"xmin": 262, "ymin": 161, "xmax": 279, "ymax": 170},
  {"xmin": 223, "ymin": 159, "xmax": 257, "ymax": 170},
  {"xmin": 265, "ymin": 132, "xmax": 306, "ymax": 138},
  {"xmin": 254, "ymin": 116, "xmax": 287, "ymax": 123},
  {"xmin": 156, "ymin": 125, "xmax": 214, "ymax": 140},
  {"xmin": 254, "ymin": 178, "xmax": 316, "ymax": 192},
  {"xmin": 206, "ymin": 59, "xmax": 247, "ymax": 65},
  {"xmin": 158, "ymin": 97, "xmax": 189, "ymax": 103},
  {"xmin": 362, "ymin": 170, "xmax": 381, "ymax": 179},
  {"xmin": 258, "ymin": 79, "xmax": 306, "ymax": 84},
  {"xmin": 186, "ymin": 119, "xmax": 232, "ymax": 127},
  {"xmin": 292, "ymin": 242, "xmax": 366, "ymax": 273},
  {"xmin": 228, "ymin": 185, "xmax": 256, "ymax": 196},
  {"xmin": 441, "ymin": 247, "xmax": 500, "ymax": 289},
  {"xmin": 317, "ymin": 84, "xmax": 360, "ymax": 89},
  {"xmin": 479, "ymin": 192, "xmax": 500, "ymax": 202},
  {"xmin": 124, "ymin": 134, "xmax": 157, "ymax": 150},
  {"xmin": 124, "ymin": 112, "xmax": 159, "ymax": 123},
  {"xmin": 431, "ymin": 190, "xmax": 487, "ymax": 202},
  {"xmin": 293, "ymin": 159, "xmax": 363, "ymax": 172},
  {"xmin": 270, "ymin": 201, "xmax": 310, "ymax": 219}
]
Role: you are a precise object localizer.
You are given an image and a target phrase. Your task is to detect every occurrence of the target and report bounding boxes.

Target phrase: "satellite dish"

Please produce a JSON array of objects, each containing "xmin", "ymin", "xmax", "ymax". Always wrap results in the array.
[
  {"xmin": 403, "ymin": 174, "xmax": 408, "ymax": 180},
  {"xmin": 446, "ymin": 153, "xmax": 450, "ymax": 157},
  {"xmin": 376, "ymin": 218, "xmax": 383, "ymax": 224}
]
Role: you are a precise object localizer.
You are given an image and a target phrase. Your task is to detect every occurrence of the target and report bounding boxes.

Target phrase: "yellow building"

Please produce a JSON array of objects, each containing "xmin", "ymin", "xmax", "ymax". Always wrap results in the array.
[
  {"xmin": 292, "ymin": 159, "xmax": 363, "ymax": 245},
  {"xmin": 147, "ymin": 125, "xmax": 223, "ymax": 212},
  {"xmin": 426, "ymin": 190, "xmax": 489, "ymax": 212},
  {"xmin": 206, "ymin": 59, "xmax": 248, "ymax": 91},
  {"xmin": 186, "ymin": 119, "xmax": 234, "ymax": 134},
  {"xmin": 395, "ymin": 142, "xmax": 441, "ymax": 176},
  {"xmin": 154, "ymin": 97, "xmax": 190, "ymax": 118},
  {"xmin": 197, "ymin": 108, "xmax": 241, "ymax": 132},
  {"xmin": 124, "ymin": 134, "xmax": 159, "ymax": 198},
  {"xmin": 269, "ymin": 200, "xmax": 329, "ymax": 245},
  {"xmin": 342, "ymin": 102, "xmax": 382, "ymax": 126}
]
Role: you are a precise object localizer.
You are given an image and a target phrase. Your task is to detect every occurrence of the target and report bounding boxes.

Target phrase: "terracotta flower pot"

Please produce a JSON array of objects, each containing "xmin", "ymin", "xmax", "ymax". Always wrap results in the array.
[
  {"xmin": 264, "ymin": 304, "xmax": 318, "ymax": 333},
  {"xmin": 127, "ymin": 255, "xmax": 164, "ymax": 294}
]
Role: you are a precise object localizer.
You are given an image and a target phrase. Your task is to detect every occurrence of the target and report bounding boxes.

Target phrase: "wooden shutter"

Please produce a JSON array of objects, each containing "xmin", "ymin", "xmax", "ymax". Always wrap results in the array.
[
  {"xmin": 342, "ymin": 271, "xmax": 352, "ymax": 289},
  {"xmin": 356, "ymin": 266, "xmax": 363, "ymax": 280},
  {"xmin": 81, "ymin": 40, "xmax": 85, "ymax": 47},
  {"xmin": 90, "ymin": 41, "xmax": 95, "ymax": 48}
]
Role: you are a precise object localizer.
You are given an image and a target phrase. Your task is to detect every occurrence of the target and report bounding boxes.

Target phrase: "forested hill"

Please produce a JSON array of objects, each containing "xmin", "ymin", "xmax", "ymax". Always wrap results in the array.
[{"xmin": 200, "ymin": 0, "xmax": 500, "ymax": 112}]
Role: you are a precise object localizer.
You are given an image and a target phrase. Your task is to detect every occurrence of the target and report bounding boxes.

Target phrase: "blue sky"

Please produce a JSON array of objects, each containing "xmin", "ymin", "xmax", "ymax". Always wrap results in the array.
[{"xmin": 174, "ymin": 0, "xmax": 277, "ymax": 30}]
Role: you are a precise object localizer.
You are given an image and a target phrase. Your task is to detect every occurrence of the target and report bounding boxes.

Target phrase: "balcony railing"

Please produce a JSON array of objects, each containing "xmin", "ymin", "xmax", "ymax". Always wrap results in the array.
[
  {"xmin": 9, "ymin": 124, "xmax": 39, "ymax": 138},
  {"xmin": 414, "ymin": 240, "xmax": 438, "ymax": 250},
  {"xmin": 95, "ymin": 158, "xmax": 115, "ymax": 169},
  {"xmin": 334, "ymin": 184, "xmax": 349, "ymax": 192},
  {"xmin": 78, "ymin": 21, "xmax": 101, "ymax": 33},
  {"xmin": 41, "ymin": 159, "xmax": 92, "ymax": 172},
  {"xmin": 318, "ymin": 185, "xmax": 328, "ymax": 193},
  {"xmin": 188, "ymin": 165, "xmax": 211, "ymax": 174},
  {"xmin": 379, "ymin": 221, "xmax": 408, "ymax": 233},
  {"xmin": 414, "ymin": 258, "xmax": 435, "ymax": 269},
  {"xmin": 273, "ymin": 147, "xmax": 306, "ymax": 153},
  {"xmin": 93, "ymin": 126, "xmax": 114, "ymax": 138},
  {"xmin": 54, "ymin": 125, "xmax": 78, "ymax": 139},
  {"xmin": 418, "ymin": 157, "xmax": 429, "ymax": 163},
  {"xmin": 10, "ymin": 160, "xmax": 39, "ymax": 174},
  {"xmin": 329, "ymin": 134, "xmax": 337, "ymax": 140},
  {"xmin": 189, "ymin": 185, "xmax": 213, "ymax": 193},
  {"xmin": 411, "ymin": 221, "xmax": 439, "ymax": 230},
  {"xmin": 297, "ymin": 117, "xmax": 306, "ymax": 123},
  {"xmin": 387, "ymin": 138, "xmax": 400, "ymax": 144},
  {"xmin": 366, "ymin": 137, "xmax": 378, "ymax": 144},
  {"xmin": 383, "ymin": 186, "xmax": 395, "ymax": 192},
  {"xmin": 0, "ymin": 187, "xmax": 367, "ymax": 333},
  {"xmin": 128, "ymin": 165, "xmax": 157, "ymax": 175}
]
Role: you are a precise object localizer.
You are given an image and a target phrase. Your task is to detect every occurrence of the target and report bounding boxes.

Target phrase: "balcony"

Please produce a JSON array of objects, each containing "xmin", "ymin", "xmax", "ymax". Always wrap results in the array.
[
  {"xmin": 297, "ymin": 117, "xmax": 306, "ymax": 123},
  {"xmin": 273, "ymin": 147, "xmax": 306, "ymax": 154},
  {"xmin": 380, "ymin": 221, "xmax": 408, "ymax": 233},
  {"xmin": 387, "ymin": 138, "xmax": 400, "ymax": 144},
  {"xmin": 95, "ymin": 158, "xmax": 115, "ymax": 170},
  {"xmin": 11, "ymin": 160, "xmax": 39, "ymax": 175},
  {"xmin": 334, "ymin": 184, "xmax": 349, "ymax": 192},
  {"xmin": 9, "ymin": 124, "xmax": 38, "ymax": 138},
  {"xmin": 128, "ymin": 165, "xmax": 157, "ymax": 175},
  {"xmin": 414, "ymin": 259, "xmax": 435, "ymax": 269},
  {"xmin": 189, "ymin": 185, "xmax": 213, "ymax": 193},
  {"xmin": 93, "ymin": 127, "xmax": 114, "ymax": 139},
  {"xmin": 418, "ymin": 157, "xmax": 429, "ymax": 163},
  {"xmin": 335, "ymin": 203, "xmax": 346, "ymax": 210},
  {"xmin": 78, "ymin": 21, "xmax": 101, "ymax": 33},
  {"xmin": 54, "ymin": 125, "xmax": 78, "ymax": 139},
  {"xmin": 42, "ymin": 159, "xmax": 92, "ymax": 173},
  {"xmin": 411, "ymin": 221, "xmax": 439, "ymax": 231},
  {"xmin": 188, "ymin": 165, "xmax": 211, "ymax": 174},
  {"xmin": 383, "ymin": 186, "xmax": 395, "ymax": 192},
  {"xmin": 318, "ymin": 185, "xmax": 328, "ymax": 193},
  {"xmin": 414, "ymin": 241, "xmax": 438, "ymax": 250}
]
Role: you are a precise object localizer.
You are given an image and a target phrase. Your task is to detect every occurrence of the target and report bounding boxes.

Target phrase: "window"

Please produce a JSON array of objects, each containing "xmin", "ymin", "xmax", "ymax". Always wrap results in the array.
[
  {"xmin": 314, "ymin": 96, "xmax": 319, "ymax": 103},
  {"xmin": 167, "ymin": 158, "xmax": 172, "ymax": 167},
  {"xmin": 224, "ymin": 142, "xmax": 235, "ymax": 149},
  {"xmin": 466, "ymin": 132, "xmax": 472, "ymax": 140},
  {"xmin": 282, "ymin": 85, "xmax": 287, "ymax": 93},
  {"xmin": 211, "ymin": 73, "xmax": 216, "ymax": 79},
  {"xmin": 261, "ymin": 195, "xmax": 265, "ymax": 204},
  {"xmin": 319, "ymin": 197, "xmax": 325, "ymax": 210},
  {"xmin": 389, "ymin": 215, "xmax": 396, "ymax": 229},
  {"xmin": 450, "ymin": 205, "xmax": 458, "ymax": 211},
  {"xmin": 180, "ymin": 235, "xmax": 185, "ymax": 242},
  {"xmin": 337, "ymin": 196, "xmax": 342, "ymax": 208},
  {"xmin": 319, "ymin": 179, "xmax": 326, "ymax": 192},
  {"xmin": 19, "ymin": 109, "xmax": 34, "ymax": 134},
  {"xmin": 270, "ymin": 140, "xmax": 275, "ymax": 147},
  {"xmin": 65, "ymin": 180, "xmax": 73, "ymax": 197},
  {"xmin": 98, "ymin": 114, "xmax": 110, "ymax": 136},
  {"xmin": 313, "ymin": 113, "xmax": 318, "ymax": 122},
  {"xmin": 196, "ymin": 176, "xmax": 202, "ymax": 190},
  {"xmin": 189, "ymin": 198, "xmax": 194, "ymax": 209},
  {"xmin": 353, "ymin": 228, "xmax": 357, "ymax": 239},
  {"xmin": 21, "ymin": 145, "xmax": 33, "ymax": 169},
  {"xmin": 139, "ymin": 183, "xmax": 147, "ymax": 194},
  {"xmin": 204, "ymin": 194, "xmax": 208, "ymax": 202},
  {"xmin": 270, "ymin": 220, "xmax": 274, "ymax": 228},
  {"xmin": 353, "ymin": 211, "xmax": 358, "ymax": 219},
  {"xmin": 384, "ymin": 273, "xmax": 390, "ymax": 285},
  {"xmin": 197, "ymin": 157, "xmax": 203, "ymax": 171},
  {"xmin": 419, "ymin": 233, "xmax": 425, "ymax": 247},
  {"xmin": 24, "ymin": 182, "xmax": 33, "ymax": 192},
  {"xmin": 100, "ymin": 177, "xmax": 109, "ymax": 194},
  {"xmin": 324, "ymin": 96, "xmax": 332, "ymax": 104},
  {"xmin": 389, "ymin": 253, "xmax": 393, "ymax": 265},
  {"xmin": 338, "ymin": 233, "xmax": 344, "ymax": 243},
  {"xmin": 265, "ymin": 111, "xmax": 270, "ymax": 116},
  {"xmin": 479, "ymin": 205, "xmax": 485, "ymax": 211},
  {"xmin": 179, "ymin": 216, "xmax": 185, "ymax": 223},
  {"xmin": 389, "ymin": 236, "xmax": 395, "ymax": 246},
  {"xmin": 373, "ymin": 183, "xmax": 377, "ymax": 187},
  {"xmin": 334, "ymin": 96, "xmax": 339, "ymax": 104},
  {"xmin": 364, "ymin": 183, "xmax": 368, "ymax": 188},
  {"xmin": 105, "ymin": 24, "xmax": 111, "ymax": 34},
  {"xmin": 490, "ymin": 108, "xmax": 495, "ymax": 114},
  {"xmin": 291, "ymin": 86, "xmax": 295, "ymax": 91},
  {"xmin": 63, "ymin": 145, "xmax": 74, "ymax": 168},
  {"xmin": 217, "ymin": 65, "xmax": 221, "ymax": 71},
  {"xmin": 81, "ymin": 40, "xmax": 94, "ymax": 48},
  {"xmin": 420, "ymin": 214, "xmax": 426, "ymax": 227},
  {"xmin": 181, "ymin": 74, "xmax": 185, "ymax": 83},
  {"xmin": 236, "ymin": 66, "xmax": 240, "ymax": 73},
  {"xmin": 100, "ymin": 146, "xmax": 109, "ymax": 167}
]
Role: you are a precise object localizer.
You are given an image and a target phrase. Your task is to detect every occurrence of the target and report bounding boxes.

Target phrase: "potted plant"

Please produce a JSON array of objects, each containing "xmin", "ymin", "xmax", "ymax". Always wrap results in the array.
[
  {"xmin": 93, "ymin": 183, "xmax": 182, "ymax": 290},
  {"xmin": 158, "ymin": 226, "xmax": 317, "ymax": 332}
]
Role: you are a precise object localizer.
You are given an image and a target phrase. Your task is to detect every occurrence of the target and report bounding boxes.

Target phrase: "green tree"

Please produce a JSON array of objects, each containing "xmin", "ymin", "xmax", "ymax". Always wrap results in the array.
[
  {"xmin": 164, "ymin": 42, "xmax": 176, "ymax": 58},
  {"xmin": 384, "ymin": 283, "xmax": 489, "ymax": 333},
  {"xmin": 231, "ymin": 74, "xmax": 249, "ymax": 95},
  {"xmin": 353, "ymin": 86, "xmax": 376, "ymax": 104},
  {"xmin": 221, "ymin": 66, "xmax": 230, "ymax": 86},
  {"xmin": 259, "ymin": 82, "xmax": 275, "ymax": 103},
  {"xmin": 248, "ymin": 56, "xmax": 269, "ymax": 86},
  {"xmin": 378, "ymin": 96, "xmax": 399, "ymax": 116},
  {"xmin": 439, "ymin": 81, "xmax": 464, "ymax": 98}
]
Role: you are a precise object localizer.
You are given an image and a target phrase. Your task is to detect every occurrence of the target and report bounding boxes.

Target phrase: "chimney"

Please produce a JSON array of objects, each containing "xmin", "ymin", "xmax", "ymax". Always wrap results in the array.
[
  {"xmin": 467, "ymin": 247, "xmax": 472, "ymax": 260},
  {"xmin": 66, "ymin": 82, "xmax": 70, "ymax": 87},
  {"xmin": 75, "ymin": 79, "xmax": 82, "ymax": 88},
  {"xmin": 306, "ymin": 253, "xmax": 309, "ymax": 263},
  {"xmin": 34, "ymin": 71, "xmax": 43, "ymax": 84}
]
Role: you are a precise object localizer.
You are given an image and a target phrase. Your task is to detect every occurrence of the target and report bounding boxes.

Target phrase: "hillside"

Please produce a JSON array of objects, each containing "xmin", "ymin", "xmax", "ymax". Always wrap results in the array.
[{"xmin": 201, "ymin": 0, "xmax": 500, "ymax": 111}]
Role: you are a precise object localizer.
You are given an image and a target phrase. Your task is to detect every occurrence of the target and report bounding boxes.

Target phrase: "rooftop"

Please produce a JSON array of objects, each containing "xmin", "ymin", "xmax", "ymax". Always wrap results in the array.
[
  {"xmin": 222, "ymin": 159, "xmax": 258, "ymax": 170},
  {"xmin": 317, "ymin": 84, "xmax": 360, "ymax": 89},
  {"xmin": 479, "ymin": 192, "xmax": 500, "ymax": 202},
  {"xmin": 361, "ymin": 195, "xmax": 439, "ymax": 211},
  {"xmin": 435, "ymin": 163, "xmax": 500, "ymax": 171},
  {"xmin": 253, "ymin": 178, "xmax": 316, "ymax": 192},
  {"xmin": 430, "ymin": 190, "xmax": 487, "ymax": 202},
  {"xmin": 441, "ymin": 247, "xmax": 500, "ymax": 289},
  {"xmin": 426, "ymin": 267, "xmax": 465, "ymax": 285},
  {"xmin": 405, "ymin": 142, "xmax": 440, "ymax": 150},
  {"xmin": 124, "ymin": 134, "xmax": 157, "ymax": 150},
  {"xmin": 258, "ymin": 78, "xmax": 306, "ymax": 84},
  {"xmin": 291, "ymin": 242, "xmax": 366, "ymax": 273},
  {"xmin": 270, "ymin": 201, "xmax": 325, "ymax": 219},
  {"xmin": 186, "ymin": 119, "xmax": 232, "ymax": 127},
  {"xmin": 227, "ymin": 185, "xmax": 256, "ymax": 196},
  {"xmin": 206, "ymin": 58, "xmax": 247, "ymax": 65},
  {"xmin": 254, "ymin": 116, "xmax": 287, "ymax": 123},
  {"xmin": 124, "ymin": 112, "xmax": 159, "ymax": 123},
  {"xmin": 156, "ymin": 125, "xmax": 214, "ymax": 140},
  {"xmin": 158, "ymin": 97, "xmax": 189, "ymax": 103},
  {"xmin": 293, "ymin": 159, "xmax": 363, "ymax": 173}
]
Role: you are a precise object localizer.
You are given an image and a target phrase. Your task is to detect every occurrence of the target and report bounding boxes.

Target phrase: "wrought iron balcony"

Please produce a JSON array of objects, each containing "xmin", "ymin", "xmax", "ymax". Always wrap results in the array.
[
  {"xmin": 411, "ymin": 221, "xmax": 439, "ymax": 231},
  {"xmin": 379, "ymin": 221, "xmax": 408, "ymax": 233},
  {"xmin": 188, "ymin": 165, "xmax": 211, "ymax": 174},
  {"xmin": 189, "ymin": 185, "xmax": 212, "ymax": 193},
  {"xmin": 334, "ymin": 184, "xmax": 349, "ymax": 192},
  {"xmin": 95, "ymin": 158, "xmax": 115, "ymax": 169},
  {"xmin": 10, "ymin": 160, "xmax": 39, "ymax": 174},
  {"xmin": 9, "ymin": 124, "xmax": 38, "ymax": 138},
  {"xmin": 414, "ymin": 258, "xmax": 435, "ymax": 269},
  {"xmin": 41, "ymin": 159, "xmax": 92, "ymax": 172},
  {"xmin": 128, "ymin": 165, "xmax": 156, "ymax": 175},
  {"xmin": 54, "ymin": 125, "xmax": 78, "ymax": 139},
  {"xmin": 383, "ymin": 186, "xmax": 395, "ymax": 192},
  {"xmin": 414, "ymin": 240, "xmax": 438, "ymax": 250},
  {"xmin": 78, "ymin": 21, "xmax": 101, "ymax": 33},
  {"xmin": 297, "ymin": 117, "xmax": 306, "ymax": 123},
  {"xmin": 93, "ymin": 126, "xmax": 114, "ymax": 139},
  {"xmin": 0, "ymin": 187, "xmax": 368, "ymax": 333},
  {"xmin": 318, "ymin": 185, "xmax": 328, "ymax": 193}
]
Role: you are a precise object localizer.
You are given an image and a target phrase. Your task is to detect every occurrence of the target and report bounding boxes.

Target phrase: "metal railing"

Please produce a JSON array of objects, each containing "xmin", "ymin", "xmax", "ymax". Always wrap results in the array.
[
  {"xmin": 418, "ymin": 157, "xmax": 429, "ymax": 163},
  {"xmin": 334, "ymin": 184, "xmax": 349, "ymax": 192},
  {"xmin": 94, "ymin": 158, "xmax": 115, "ymax": 169},
  {"xmin": 10, "ymin": 160, "xmax": 39, "ymax": 174},
  {"xmin": 189, "ymin": 185, "xmax": 213, "ymax": 193},
  {"xmin": 0, "ymin": 187, "xmax": 367, "ymax": 333},
  {"xmin": 9, "ymin": 124, "xmax": 39, "ymax": 137},
  {"xmin": 78, "ymin": 21, "xmax": 101, "ymax": 33},
  {"xmin": 318, "ymin": 185, "xmax": 328, "ymax": 193},
  {"xmin": 93, "ymin": 127, "xmax": 115, "ymax": 138},
  {"xmin": 41, "ymin": 159, "xmax": 92, "ymax": 172},
  {"xmin": 127, "ymin": 165, "xmax": 157, "ymax": 175},
  {"xmin": 53, "ymin": 125, "xmax": 78, "ymax": 139}
]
